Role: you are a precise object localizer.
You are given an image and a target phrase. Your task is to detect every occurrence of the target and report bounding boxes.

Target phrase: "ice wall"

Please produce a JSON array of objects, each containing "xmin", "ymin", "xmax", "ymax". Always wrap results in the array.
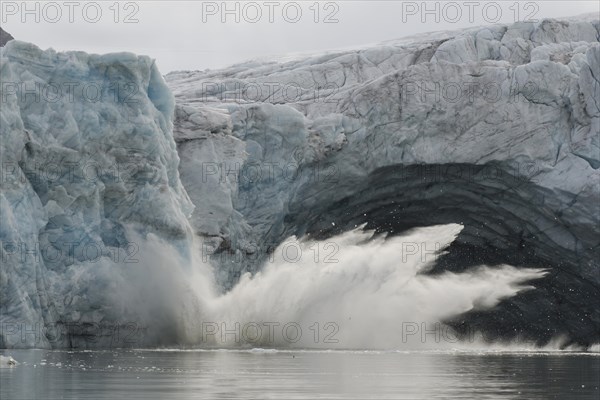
[
  {"xmin": 0, "ymin": 41, "xmax": 198, "ymax": 348},
  {"xmin": 167, "ymin": 16, "xmax": 600, "ymax": 345}
]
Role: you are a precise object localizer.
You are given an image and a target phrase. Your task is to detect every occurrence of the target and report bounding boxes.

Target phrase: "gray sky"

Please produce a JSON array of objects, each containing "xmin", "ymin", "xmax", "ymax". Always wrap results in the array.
[{"xmin": 2, "ymin": 1, "xmax": 599, "ymax": 73}]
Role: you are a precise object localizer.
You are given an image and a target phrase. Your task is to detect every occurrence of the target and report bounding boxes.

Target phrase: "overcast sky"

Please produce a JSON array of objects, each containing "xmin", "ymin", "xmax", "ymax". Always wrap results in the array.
[{"xmin": 2, "ymin": 1, "xmax": 598, "ymax": 73}]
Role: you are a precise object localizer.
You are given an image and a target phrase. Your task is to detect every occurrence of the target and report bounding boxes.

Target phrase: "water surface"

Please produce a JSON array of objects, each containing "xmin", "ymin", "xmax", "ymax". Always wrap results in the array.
[{"xmin": 1, "ymin": 349, "xmax": 598, "ymax": 399}]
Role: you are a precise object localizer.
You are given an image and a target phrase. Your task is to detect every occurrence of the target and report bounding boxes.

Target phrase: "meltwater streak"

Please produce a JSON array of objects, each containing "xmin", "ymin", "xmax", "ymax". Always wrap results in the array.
[{"xmin": 195, "ymin": 224, "xmax": 548, "ymax": 349}]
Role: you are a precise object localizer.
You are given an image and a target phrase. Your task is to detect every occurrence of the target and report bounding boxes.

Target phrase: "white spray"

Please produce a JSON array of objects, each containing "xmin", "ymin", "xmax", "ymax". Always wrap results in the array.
[{"xmin": 145, "ymin": 223, "xmax": 549, "ymax": 349}]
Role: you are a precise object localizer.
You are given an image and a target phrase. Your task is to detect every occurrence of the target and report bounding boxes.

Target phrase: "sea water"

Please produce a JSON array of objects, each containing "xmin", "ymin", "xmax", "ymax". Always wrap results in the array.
[{"xmin": 1, "ymin": 349, "xmax": 598, "ymax": 399}]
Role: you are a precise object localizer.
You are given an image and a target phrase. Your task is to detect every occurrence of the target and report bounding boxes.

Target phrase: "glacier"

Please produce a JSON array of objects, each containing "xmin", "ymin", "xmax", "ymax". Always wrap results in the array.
[
  {"xmin": 0, "ymin": 15, "xmax": 599, "ymax": 348},
  {"xmin": 0, "ymin": 40, "xmax": 203, "ymax": 347},
  {"xmin": 167, "ymin": 15, "xmax": 599, "ymax": 346}
]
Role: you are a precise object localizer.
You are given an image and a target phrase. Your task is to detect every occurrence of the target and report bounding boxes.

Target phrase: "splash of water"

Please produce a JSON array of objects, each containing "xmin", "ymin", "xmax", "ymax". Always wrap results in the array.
[
  {"xmin": 187, "ymin": 223, "xmax": 549, "ymax": 349},
  {"xmin": 109, "ymin": 223, "xmax": 553, "ymax": 349}
]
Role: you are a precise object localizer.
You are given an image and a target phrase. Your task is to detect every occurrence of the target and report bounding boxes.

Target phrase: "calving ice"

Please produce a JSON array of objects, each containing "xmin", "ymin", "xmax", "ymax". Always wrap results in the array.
[
  {"xmin": 1, "ymin": 13, "xmax": 598, "ymax": 352},
  {"xmin": 167, "ymin": 16, "xmax": 598, "ymax": 353},
  {"xmin": 1, "ymin": 4, "xmax": 599, "ymax": 399}
]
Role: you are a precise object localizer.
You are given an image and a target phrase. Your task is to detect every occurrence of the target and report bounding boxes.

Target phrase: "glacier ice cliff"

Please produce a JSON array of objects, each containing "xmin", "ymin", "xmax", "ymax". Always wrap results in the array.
[
  {"xmin": 0, "ymin": 16, "xmax": 598, "ymax": 348},
  {"xmin": 167, "ymin": 15, "xmax": 599, "ymax": 346},
  {"xmin": 0, "ymin": 40, "xmax": 203, "ymax": 347}
]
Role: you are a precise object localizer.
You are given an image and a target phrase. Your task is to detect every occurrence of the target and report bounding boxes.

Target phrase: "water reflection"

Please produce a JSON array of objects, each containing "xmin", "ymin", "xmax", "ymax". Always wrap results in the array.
[{"xmin": 1, "ymin": 349, "xmax": 598, "ymax": 399}]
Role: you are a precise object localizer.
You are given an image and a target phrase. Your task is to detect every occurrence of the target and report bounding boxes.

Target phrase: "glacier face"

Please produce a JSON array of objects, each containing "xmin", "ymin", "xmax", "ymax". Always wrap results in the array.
[
  {"xmin": 0, "ymin": 16, "xmax": 598, "ymax": 348},
  {"xmin": 167, "ymin": 16, "xmax": 599, "ymax": 345},
  {"xmin": 0, "ymin": 40, "xmax": 201, "ymax": 348}
]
